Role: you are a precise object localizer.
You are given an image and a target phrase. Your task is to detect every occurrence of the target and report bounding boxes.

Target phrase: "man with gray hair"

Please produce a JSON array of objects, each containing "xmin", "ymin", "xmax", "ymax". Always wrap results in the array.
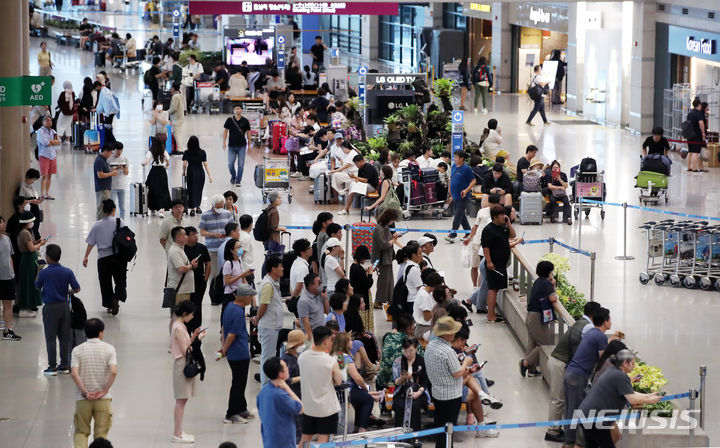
[{"xmin": 198, "ymin": 194, "xmax": 232, "ymax": 285}]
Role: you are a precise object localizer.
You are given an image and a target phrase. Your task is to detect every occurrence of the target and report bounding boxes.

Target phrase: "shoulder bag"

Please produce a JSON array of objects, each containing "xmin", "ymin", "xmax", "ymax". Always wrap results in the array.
[
  {"xmin": 162, "ymin": 272, "xmax": 187, "ymax": 309},
  {"xmin": 376, "ymin": 179, "xmax": 404, "ymax": 220},
  {"xmin": 183, "ymin": 346, "xmax": 202, "ymax": 378}
]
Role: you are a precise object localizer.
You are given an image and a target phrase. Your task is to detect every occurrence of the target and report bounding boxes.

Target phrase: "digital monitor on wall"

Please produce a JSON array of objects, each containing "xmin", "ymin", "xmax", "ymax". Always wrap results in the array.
[{"xmin": 224, "ymin": 28, "xmax": 276, "ymax": 67}]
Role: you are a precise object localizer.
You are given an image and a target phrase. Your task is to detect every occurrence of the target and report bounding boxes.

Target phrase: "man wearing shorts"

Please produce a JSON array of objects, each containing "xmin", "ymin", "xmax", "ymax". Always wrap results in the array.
[
  {"xmin": 462, "ymin": 193, "xmax": 499, "ymax": 313},
  {"xmin": 481, "ymin": 205, "xmax": 517, "ymax": 323},
  {"xmin": 36, "ymin": 115, "xmax": 62, "ymax": 200},
  {"xmin": 0, "ymin": 217, "xmax": 21, "ymax": 340},
  {"xmin": 298, "ymin": 326, "xmax": 342, "ymax": 445}
]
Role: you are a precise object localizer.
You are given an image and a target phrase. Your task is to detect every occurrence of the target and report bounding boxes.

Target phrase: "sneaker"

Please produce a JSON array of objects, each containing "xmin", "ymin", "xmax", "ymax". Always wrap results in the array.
[
  {"xmin": 235, "ymin": 182, "xmax": 242, "ymax": 187},
  {"xmin": 43, "ymin": 367, "xmax": 57, "ymax": 376},
  {"xmin": 223, "ymin": 414, "xmax": 248, "ymax": 424},
  {"xmin": 486, "ymin": 379, "xmax": 495, "ymax": 387},
  {"xmin": 461, "ymin": 299, "xmax": 473, "ymax": 313},
  {"xmin": 189, "ymin": 210, "xmax": 195, "ymax": 217},
  {"xmin": 19, "ymin": 309, "xmax": 37, "ymax": 318},
  {"xmin": 527, "ymin": 368, "xmax": 542, "ymax": 377},
  {"xmin": 480, "ymin": 392, "xmax": 503, "ymax": 410},
  {"xmin": 299, "ymin": 175, "xmax": 312, "ymax": 181},
  {"xmin": 3, "ymin": 330, "xmax": 20, "ymax": 341},
  {"xmin": 488, "ymin": 316, "xmax": 505, "ymax": 323},
  {"xmin": 567, "ymin": 218, "xmax": 573, "ymax": 225},
  {"xmin": 519, "ymin": 359, "xmax": 528, "ymax": 377},
  {"xmin": 544, "ymin": 121, "xmax": 552, "ymax": 127},
  {"xmin": 254, "ymin": 373, "xmax": 261, "ymax": 382},
  {"xmin": 230, "ymin": 178, "xmax": 236, "ymax": 185},
  {"xmin": 482, "ymin": 108, "xmax": 488, "ymax": 114},
  {"xmin": 158, "ymin": 212, "xmax": 165, "ymax": 219},
  {"xmin": 525, "ymin": 122, "xmax": 535, "ymax": 127},
  {"xmin": 545, "ymin": 432, "xmax": 564, "ymax": 443},
  {"xmin": 290, "ymin": 172, "xmax": 302, "ymax": 178},
  {"xmin": 238, "ymin": 410, "xmax": 256, "ymax": 420},
  {"xmin": 337, "ymin": 209, "xmax": 349, "ymax": 215},
  {"xmin": 195, "ymin": 207, "xmax": 201, "ymax": 214},
  {"xmin": 171, "ymin": 433, "xmax": 195, "ymax": 443},
  {"xmin": 444, "ymin": 236, "xmax": 455, "ymax": 244},
  {"xmin": 57, "ymin": 366, "xmax": 70, "ymax": 374},
  {"xmin": 476, "ymin": 428, "xmax": 500, "ymax": 438}
]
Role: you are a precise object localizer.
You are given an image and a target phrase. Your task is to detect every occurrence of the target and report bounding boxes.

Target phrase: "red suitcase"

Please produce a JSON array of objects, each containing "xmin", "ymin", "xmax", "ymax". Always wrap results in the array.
[
  {"xmin": 351, "ymin": 221, "xmax": 375, "ymax": 254},
  {"xmin": 271, "ymin": 121, "xmax": 288, "ymax": 154}
]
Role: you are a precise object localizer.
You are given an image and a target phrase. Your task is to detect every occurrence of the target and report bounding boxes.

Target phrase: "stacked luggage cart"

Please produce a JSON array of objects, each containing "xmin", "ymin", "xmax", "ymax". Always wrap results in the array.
[
  {"xmin": 639, "ymin": 219, "xmax": 720, "ymax": 291},
  {"xmin": 401, "ymin": 165, "xmax": 447, "ymax": 219}
]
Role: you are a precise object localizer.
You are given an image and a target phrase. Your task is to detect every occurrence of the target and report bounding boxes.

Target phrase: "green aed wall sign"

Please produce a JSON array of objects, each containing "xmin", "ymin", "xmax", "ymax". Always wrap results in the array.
[{"xmin": 0, "ymin": 76, "xmax": 52, "ymax": 107}]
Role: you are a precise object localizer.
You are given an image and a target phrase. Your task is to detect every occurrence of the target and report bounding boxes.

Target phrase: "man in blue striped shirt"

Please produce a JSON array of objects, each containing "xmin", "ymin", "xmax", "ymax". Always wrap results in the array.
[{"xmin": 198, "ymin": 194, "xmax": 232, "ymax": 282}]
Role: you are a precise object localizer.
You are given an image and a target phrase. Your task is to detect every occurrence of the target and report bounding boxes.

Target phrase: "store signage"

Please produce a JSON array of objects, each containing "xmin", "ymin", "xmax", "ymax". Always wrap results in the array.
[
  {"xmin": 469, "ymin": 3, "xmax": 490, "ymax": 13},
  {"xmin": 451, "ymin": 110, "xmax": 464, "ymax": 159},
  {"xmin": 668, "ymin": 26, "xmax": 720, "ymax": 63},
  {"xmin": 529, "ymin": 7, "xmax": 550, "ymax": 25},
  {"xmin": 0, "ymin": 76, "xmax": 51, "ymax": 107},
  {"xmin": 686, "ymin": 36, "xmax": 716, "ymax": 56},
  {"xmin": 366, "ymin": 73, "xmax": 426, "ymax": 85},
  {"xmin": 190, "ymin": 1, "xmax": 399, "ymax": 16}
]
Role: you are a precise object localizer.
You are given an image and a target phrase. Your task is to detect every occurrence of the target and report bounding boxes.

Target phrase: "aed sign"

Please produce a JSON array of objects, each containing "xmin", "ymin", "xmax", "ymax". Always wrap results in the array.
[{"xmin": 0, "ymin": 76, "xmax": 52, "ymax": 107}]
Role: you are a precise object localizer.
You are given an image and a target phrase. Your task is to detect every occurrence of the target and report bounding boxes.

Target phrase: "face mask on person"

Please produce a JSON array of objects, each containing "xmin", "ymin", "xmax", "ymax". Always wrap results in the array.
[{"xmin": 213, "ymin": 207, "xmax": 223, "ymax": 213}]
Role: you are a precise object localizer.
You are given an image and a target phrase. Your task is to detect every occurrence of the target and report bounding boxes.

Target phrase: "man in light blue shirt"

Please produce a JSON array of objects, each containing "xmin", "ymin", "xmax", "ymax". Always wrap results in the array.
[
  {"xmin": 36, "ymin": 116, "xmax": 62, "ymax": 200},
  {"xmin": 95, "ymin": 81, "xmax": 120, "ymax": 144}
]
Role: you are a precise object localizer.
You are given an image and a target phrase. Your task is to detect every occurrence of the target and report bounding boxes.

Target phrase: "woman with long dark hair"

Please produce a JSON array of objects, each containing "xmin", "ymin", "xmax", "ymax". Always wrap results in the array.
[
  {"xmin": 472, "ymin": 56, "xmax": 492, "ymax": 114},
  {"xmin": 458, "ymin": 57, "xmax": 472, "ymax": 111},
  {"xmin": 349, "ymin": 245, "xmax": 375, "ymax": 331},
  {"xmin": 371, "ymin": 209, "xmax": 403, "ymax": 309},
  {"xmin": 182, "ymin": 136, "xmax": 213, "ymax": 216},
  {"xmin": 142, "ymin": 139, "xmax": 171, "ymax": 218},
  {"xmin": 79, "ymin": 77, "xmax": 96, "ymax": 122}
]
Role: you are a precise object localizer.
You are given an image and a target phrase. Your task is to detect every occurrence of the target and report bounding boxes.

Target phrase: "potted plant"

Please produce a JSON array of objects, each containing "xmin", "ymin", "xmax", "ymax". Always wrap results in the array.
[
  {"xmin": 433, "ymin": 78, "xmax": 455, "ymax": 113},
  {"xmin": 384, "ymin": 114, "xmax": 401, "ymax": 132}
]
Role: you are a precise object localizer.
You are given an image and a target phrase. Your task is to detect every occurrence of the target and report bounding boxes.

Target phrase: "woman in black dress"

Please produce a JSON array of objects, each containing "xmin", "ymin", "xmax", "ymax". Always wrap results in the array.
[
  {"xmin": 349, "ymin": 245, "xmax": 375, "ymax": 332},
  {"xmin": 142, "ymin": 139, "xmax": 171, "ymax": 218},
  {"xmin": 182, "ymin": 136, "xmax": 213, "ymax": 216}
]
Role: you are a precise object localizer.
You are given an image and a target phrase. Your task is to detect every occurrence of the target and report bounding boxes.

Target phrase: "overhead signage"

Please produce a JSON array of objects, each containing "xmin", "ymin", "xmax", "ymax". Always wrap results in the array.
[
  {"xmin": 469, "ymin": 3, "xmax": 490, "ymax": 13},
  {"xmin": 191, "ymin": 1, "xmax": 399, "ymax": 16},
  {"xmin": 668, "ymin": 25, "xmax": 720, "ymax": 63},
  {"xmin": 509, "ymin": 3, "xmax": 568, "ymax": 33},
  {"xmin": 365, "ymin": 73, "xmax": 426, "ymax": 85},
  {"xmin": 528, "ymin": 6, "xmax": 550, "ymax": 25},
  {"xmin": 358, "ymin": 66, "xmax": 367, "ymax": 123},
  {"xmin": 462, "ymin": 2, "xmax": 492, "ymax": 19},
  {"xmin": 0, "ymin": 76, "xmax": 52, "ymax": 107},
  {"xmin": 451, "ymin": 110, "xmax": 464, "ymax": 159}
]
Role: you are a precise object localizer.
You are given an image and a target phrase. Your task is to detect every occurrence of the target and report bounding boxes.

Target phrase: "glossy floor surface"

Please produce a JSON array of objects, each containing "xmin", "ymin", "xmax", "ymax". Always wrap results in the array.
[{"xmin": 1, "ymin": 34, "xmax": 718, "ymax": 447}]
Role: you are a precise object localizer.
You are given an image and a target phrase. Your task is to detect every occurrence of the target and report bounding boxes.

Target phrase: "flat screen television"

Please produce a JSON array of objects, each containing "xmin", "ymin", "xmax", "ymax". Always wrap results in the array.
[{"xmin": 226, "ymin": 38, "xmax": 274, "ymax": 66}]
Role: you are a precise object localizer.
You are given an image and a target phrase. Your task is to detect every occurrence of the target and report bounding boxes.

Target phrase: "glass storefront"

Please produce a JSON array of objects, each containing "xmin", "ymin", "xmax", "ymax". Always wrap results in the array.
[
  {"xmin": 379, "ymin": 5, "xmax": 425, "ymax": 68},
  {"xmin": 319, "ymin": 15, "xmax": 362, "ymax": 55},
  {"xmin": 443, "ymin": 3, "xmax": 467, "ymax": 31}
]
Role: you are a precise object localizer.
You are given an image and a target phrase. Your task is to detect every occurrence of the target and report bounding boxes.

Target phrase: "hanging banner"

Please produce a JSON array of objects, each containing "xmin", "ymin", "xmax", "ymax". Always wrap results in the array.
[
  {"xmin": 451, "ymin": 110, "xmax": 464, "ymax": 159},
  {"xmin": 190, "ymin": 1, "xmax": 399, "ymax": 16},
  {"xmin": 0, "ymin": 76, "xmax": 52, "ymax": 107}
]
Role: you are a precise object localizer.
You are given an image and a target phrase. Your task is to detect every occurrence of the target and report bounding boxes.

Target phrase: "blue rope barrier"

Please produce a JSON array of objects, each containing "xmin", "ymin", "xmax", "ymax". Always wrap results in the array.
[
  {"xmin": 284, "ymin": 225, "xmax": 314, "ymax": 230},
  {"xmin": 579, "ymin": 198, "xmax": 720, "ymax": 222},
  {"xmin": 522, "ymin": 239, "xmax": 551, "ymax": 245},
  {"xmin": 313, "ymin": 391, "xmax": 691, "ymax": 447},
  {"xmin": 349, "ymin": 226, "xmax": 471, "ymax": 235},
  {"xmin": 553, "ymin": 239, "xmax": 592, "ymax": 257}
]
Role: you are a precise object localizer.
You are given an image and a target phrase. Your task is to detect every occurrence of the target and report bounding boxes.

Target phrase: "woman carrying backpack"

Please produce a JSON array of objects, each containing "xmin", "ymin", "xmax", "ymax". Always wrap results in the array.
[
  {"xmin": 525, "ymin": 65, "xmax": 550, "ymax": 126},
  {"xmin": 472, "ymin": 57, "xmax": 492, "ymax": 114},
  {"xmin": 259, "ymin": 191, "xmax": 286, "ymax": 252}
]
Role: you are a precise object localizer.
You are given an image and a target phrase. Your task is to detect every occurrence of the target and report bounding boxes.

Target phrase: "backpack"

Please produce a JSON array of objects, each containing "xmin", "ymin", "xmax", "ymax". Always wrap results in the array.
[
  {"xmin": 681, "ymin": 120, "xmax": 697, "ymax": 141},
  {"xmin": 388, "ymin": 265, "xmax": 414, "ymax": 317},
  {"xmin": 208, "ymin": 273, "xmax": 225, "ymax": 305},
  {"xmin": 113, "ymin": 218, "xmax": 137, "ymax": 263},
  {"xmin": 143, "ymin": 69, "xmax": 152, "ymax": 86},
  {"xmin": 528, "ymin": 84, "xmax": 542, "ymax": 101},
  {"xmin": 475, "ymin": 66, "xmax": 488, "ymax": 84},
  {"xmin": 522, "ymin": 170, "xmax": 542, "ymax": 192},
  {"xmin": 253, "ymin": 208, "xmax": 271, "ymax": 242}
]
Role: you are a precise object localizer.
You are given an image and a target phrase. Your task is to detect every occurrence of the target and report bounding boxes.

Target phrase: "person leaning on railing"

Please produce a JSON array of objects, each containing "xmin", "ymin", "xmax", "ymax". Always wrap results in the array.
[{"xmin": 519, "ymin": 260, "xmax": 558, "ymax": 378}]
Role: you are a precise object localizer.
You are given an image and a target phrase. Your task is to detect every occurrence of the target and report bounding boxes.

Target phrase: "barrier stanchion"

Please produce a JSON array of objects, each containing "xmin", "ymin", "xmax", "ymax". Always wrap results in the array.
[
  {"xmin": 590, "ymin": 252, "xmax": 596, "ymax": 302},
  {"xmin": 615, "ymin": 202, "xmax": 635, "ymax": 261},
  {"xmin": 576, "ymin": 203, "xmax": 583, "ymax": 251},
  {"xmin": 343, "ymin": 224, "xmax": 351, "ymax": 270},
  {"xmin": 445, "ymin": 422, "xmax": 454, "ymax": 448},
  {"xmin": 688, "ymin": 389, "xmax": 697, "ymax": 448},
  {"xmin": 548, "ymin": 237, "xmax": 555, "ymax": 253},
  {"xmin": 699, "ymin": 365, "xmax": 707, "ymax": 429}
]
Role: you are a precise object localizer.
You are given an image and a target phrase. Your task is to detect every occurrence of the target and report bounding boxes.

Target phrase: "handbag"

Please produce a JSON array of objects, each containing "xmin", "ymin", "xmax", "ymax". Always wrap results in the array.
[
  {"xmin": 700, "ymin": 147, "xmax": 710, "ymax": 161},
  {"xmin": 162, "ymin": 272, "xmax": 186, "ymax": 309},
  {"xmin": 183, "ymin": 346, "xmax": 201, "ymax": 378},
  {"xmin": 376, "ymin": 180, "xmax": 404, "ymax": 220},
  {"xmin": 539, "ymin": 296, "xmax": 556, "ymax": 323}
]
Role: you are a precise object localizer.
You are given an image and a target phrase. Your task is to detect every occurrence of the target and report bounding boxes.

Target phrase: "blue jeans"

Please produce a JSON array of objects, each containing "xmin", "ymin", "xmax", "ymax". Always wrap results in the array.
[
  {"xmin": 112, "ymin": 189, "xmax": 126, "ymax": 219},
  {"xmin": 258, "ymin": 326, "xmax": 280, "ymax": 384},
  {"xmin": 228, "ymin": 145, "xmax": 247, "ymax": 184},
  {"xmin": 468, "ymin": 259, "xmax": 488, "ymax": 311},
  {"xmin": 449, "ymin": 195, "xmax": 470, "ymax": 239}
]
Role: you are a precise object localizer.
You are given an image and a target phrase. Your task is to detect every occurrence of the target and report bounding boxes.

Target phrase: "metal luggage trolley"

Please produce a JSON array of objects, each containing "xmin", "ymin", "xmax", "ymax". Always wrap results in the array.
[
  {"xmin": 261, "ymin": 156, "xmax": 292, "ymax": 204},
  {"xmin": 191, "ymin": 81, "xmax": 220, "ymax": 114},
  {"xmin": 401, "ymin": 169, "xmax": 446, "ymax": 220},
  {"xmin": 243, "ymin": 102, "xmax": 265, "ymax": 149},
  {"xmin": 571, "ymin": 168, "xmax": 606, "ymax": 220}
]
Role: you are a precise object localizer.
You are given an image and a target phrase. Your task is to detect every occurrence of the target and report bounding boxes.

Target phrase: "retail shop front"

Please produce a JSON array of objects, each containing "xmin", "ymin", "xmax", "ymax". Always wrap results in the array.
[
  {"xmin": 461, "ymin": 2, "xmax": 493, "ymax": 64},
  {"xmin": 655, "ymin": 24, "xmax": 720, "ymax": 120},
  {"xmin": 508, "ymin": 3, "xmax": 567, "ymax": 94}
]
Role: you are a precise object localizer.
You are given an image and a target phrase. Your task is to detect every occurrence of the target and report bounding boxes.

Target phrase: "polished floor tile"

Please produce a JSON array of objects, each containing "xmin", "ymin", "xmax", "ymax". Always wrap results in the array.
[{"xmin": 1, "ymin": 35, "xmax": 718, "ymax": 447}]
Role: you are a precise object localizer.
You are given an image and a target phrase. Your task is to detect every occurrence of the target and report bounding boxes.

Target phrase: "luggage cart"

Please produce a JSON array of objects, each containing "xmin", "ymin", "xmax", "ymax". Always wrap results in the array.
[
  {"xmin": 243, "ymin": 104, "xmax": 265, "ymax": 149},
  {"xmin": 401, "ymin": 169, "xmax": 446, "ymax": 220},
  {"xmin": 261, "ymin": 156, "xmax": 292, "ymax": 204},
  {"xmin": 638, "ymin": 221, "xmax": 668, "ymax": 285},
  {"xmin": 635, "ymin": 155, "xmax": 669, "ymax": 205},
  {"xmin": 571, "ymin": 170, "xmax": 606, "ymax": 220},
  {"xmin": 191, "ymin": 81, "xmax": 219, "ymax": 114}
]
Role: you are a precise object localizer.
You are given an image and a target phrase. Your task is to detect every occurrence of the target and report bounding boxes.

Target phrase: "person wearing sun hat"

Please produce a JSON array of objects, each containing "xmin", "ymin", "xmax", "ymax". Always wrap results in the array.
[
  {"xmin": 418, "ymin": 234, "xmax": 437, "ymax": 269},
  {"xmin": 320, "ymin": 237, "xmax": 345, "ymax": 294},
  {"xmin": 424, "ymin": 316, "xmax": 472, "ymax": 448}
]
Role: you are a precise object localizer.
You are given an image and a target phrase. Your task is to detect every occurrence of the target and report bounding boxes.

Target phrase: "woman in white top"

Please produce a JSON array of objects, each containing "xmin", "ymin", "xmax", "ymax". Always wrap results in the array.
[
  {"xmin": 287, "ymin": 93, "xmax": 301, "ymax": 115},
  {"xmin": 150, "ymin": 104, "xmax": 170, "ymax": 140},
  {"xmin": 222, "ymin": 238, "xmax": 253, "ymax": 299},
  {"xmin": 481, "ymin": 118, "xmax": 503, "ymax": 158},
  {"xmin": 108, "ymin": 143, "xmax": 130, "ymax": 219},
  {"xmin": 226, "ymin": 70, "xmax": 249, "ymax": 98},
  {"xmin": 322, "ymin": 237, "xmax": 345, "ymax": 295},
  {"xmin": 401, "ymin": 242, "xmax": 423, "ymax": 315},
  {"xmin": 141, "ymin": 139, "xmax": 171, "ymax": 217}
]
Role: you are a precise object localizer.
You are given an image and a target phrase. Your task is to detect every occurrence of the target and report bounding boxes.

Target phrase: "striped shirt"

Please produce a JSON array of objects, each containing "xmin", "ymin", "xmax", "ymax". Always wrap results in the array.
[
  {"xmin": 198, "ymin": 209, "xmax": 232, "ymax": 252},
  {"xmin": 70, "ymin": 338, "xmax": 117, "ymax": 401},
  {"xmin": 424, "ymin": 337, "xmax": 463, "ymax": 401}
]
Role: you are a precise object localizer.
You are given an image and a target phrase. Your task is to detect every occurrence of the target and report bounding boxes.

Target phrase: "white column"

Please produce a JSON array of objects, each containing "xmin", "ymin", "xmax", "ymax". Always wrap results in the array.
[
  {"xmin": 628, "ymin": 1, "xmax": 657, "ymax": 133},
  {"xmin": 491, "ymin": 2, "xmax": 511, "ymax": 92},
  {"xmin": 361, "ymin": 15, "xmax": 379, "ymax": 60},
  {"xmin": 566, "ymin": 2, "xmax": 585, "ymax": 114}
]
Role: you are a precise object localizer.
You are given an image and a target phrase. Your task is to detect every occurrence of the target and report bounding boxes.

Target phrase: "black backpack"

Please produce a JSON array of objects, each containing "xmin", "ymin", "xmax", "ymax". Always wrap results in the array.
[
  {"xmin": 209, "ymin": 273, "xmax": 225, "ymax": 305},
  {"xmin": 681, "ymin": 120, "xmax": 697, "ymax": 141},
  {"xmin": 388, "ymin": 264, "xmax": 414, "ymax": 317},
  {"xmin": 253, "ymin": 208, "xmax": 271, "ymax": 242},
  {"xmin": 113, "ymin": 218, "xmax": 137, "ymax": 263},
  {"xmin": 143, "ymin": 69, "xmax": 153, "ymax": 86},
  {"xmin": 528, "ymin": 84, "xmax": 542, "ymax": 101}
]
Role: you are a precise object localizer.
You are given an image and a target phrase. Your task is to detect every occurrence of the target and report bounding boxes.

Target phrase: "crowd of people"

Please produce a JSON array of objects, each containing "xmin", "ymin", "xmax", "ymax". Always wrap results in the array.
[{"xmin": 4, "ymin": 19, "xmax": 700, "ymax": 448}]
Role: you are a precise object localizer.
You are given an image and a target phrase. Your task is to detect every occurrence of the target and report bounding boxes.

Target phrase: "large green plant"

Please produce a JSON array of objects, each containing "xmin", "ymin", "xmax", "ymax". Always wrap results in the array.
[
  {"xmin": 538, "ymin": 253, "xmax": 586, "ymax": 319},
  {"xmin": 433, "ymin": 78, "xmax": 455, "ymax": 98}
]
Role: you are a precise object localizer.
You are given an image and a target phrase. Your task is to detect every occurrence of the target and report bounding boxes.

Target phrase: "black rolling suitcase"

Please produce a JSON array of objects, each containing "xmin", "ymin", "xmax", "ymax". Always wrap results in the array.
[
  {"xmin": 95, "ymin": 51, "xmax": 105, "ymax": 67},
  {"xmin": 171, "ymin": 176, "xmax": 189, "ymax": 209},
  {"xmin": 72, "ymin": 121, "xmax": 87, "ymax": 150}
]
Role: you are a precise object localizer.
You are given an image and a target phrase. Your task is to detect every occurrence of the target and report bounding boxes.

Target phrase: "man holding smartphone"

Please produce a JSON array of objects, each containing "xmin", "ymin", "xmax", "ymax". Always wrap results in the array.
[
  {"xmin": 93, "ymin": 145, "xmax": 119, "ymax": 221},
  {"xmin": 481, "ymin": 205, "xmax": 523, "ymax": 323}
]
